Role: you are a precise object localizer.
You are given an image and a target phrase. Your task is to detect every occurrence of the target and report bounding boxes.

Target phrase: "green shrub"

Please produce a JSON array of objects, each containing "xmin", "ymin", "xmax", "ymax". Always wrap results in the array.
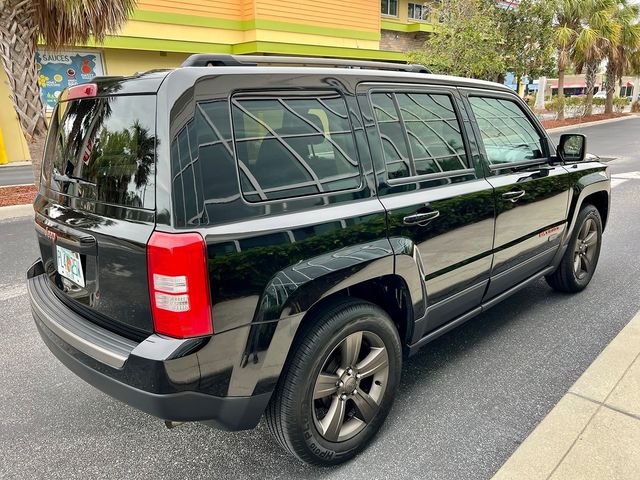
[
  {"xmin": 591, "ymin": 97, "xmax": 605, "ymax": 114},
  {"xmin": 613, "ymin": 97, "xmax": 630, "ymax": 113},
  {"xmin": 524, "ymin": 95, "xmax": 536, "ymax": 108}
]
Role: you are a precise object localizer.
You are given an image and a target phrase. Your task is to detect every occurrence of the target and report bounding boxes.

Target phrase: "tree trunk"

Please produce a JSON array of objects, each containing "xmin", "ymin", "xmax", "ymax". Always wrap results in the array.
[
  {"xmin": 0, "ymin": 0, "xmax": 48, "ymax": 187},
  {"xmin": 584, "ymin": 61, "xmax": 597, "ymax": 117},
  {"xmin": 557, "ymin": 67, "xmax": 566, "ymax": 121},
  {"xmin": 604, "ymin": 63, "xmax": 616, "ymax": 114}
]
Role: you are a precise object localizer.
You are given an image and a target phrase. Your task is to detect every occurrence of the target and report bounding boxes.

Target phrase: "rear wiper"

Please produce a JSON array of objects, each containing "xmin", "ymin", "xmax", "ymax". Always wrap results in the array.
[{"xmin": 53, "ymin": 173, "xmax": 96, "ymax": 187}]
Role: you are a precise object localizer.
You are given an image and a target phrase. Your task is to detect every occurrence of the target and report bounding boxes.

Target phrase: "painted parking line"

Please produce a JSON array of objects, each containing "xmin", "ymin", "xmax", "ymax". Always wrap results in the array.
[
  {"xmin": 612, "ymin": 179, "xmax": 629, "ymax": 188},
  {"xmin": 612, "ymin": 171, "xmax": 640, "ymax": 180},
  {"xmin": 611, "ymin": 171, "xmax": 640, "ymax": 188}
]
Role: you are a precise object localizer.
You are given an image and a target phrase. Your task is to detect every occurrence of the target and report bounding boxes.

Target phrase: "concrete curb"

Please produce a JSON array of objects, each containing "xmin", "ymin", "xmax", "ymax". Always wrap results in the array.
[
  {"xmin": 546, "ymin": 114, "xmax": 638, "ymax": 133},
  {"xmin": 0, "ymin": 161, "xmax": 31, "ymax": 168},
  {"xmin": 0, "ymin": 204, "xmax": 33, "ymax": 220},
  {"xmin": 492, "ymin": 309, "xmax": 640, "ymax": 480},
  {"xmin": 0, "ymin": 183, "xmax": 34, "ymax": 188}
]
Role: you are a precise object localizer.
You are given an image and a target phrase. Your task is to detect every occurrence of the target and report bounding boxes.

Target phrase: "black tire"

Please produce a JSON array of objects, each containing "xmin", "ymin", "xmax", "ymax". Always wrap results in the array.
[
  {"xmin": 546, "ymin": 204, "xmax": 603, "ymax": 293},
  {"xmin": 265, "ymin": 298, "xmax": 402, "ymax": 466}
]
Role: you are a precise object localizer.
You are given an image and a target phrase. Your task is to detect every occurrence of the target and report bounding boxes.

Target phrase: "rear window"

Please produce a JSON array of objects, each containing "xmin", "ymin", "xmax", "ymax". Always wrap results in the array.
[{"xmin": 43, "ymin": 95, "xmax": 156, "ymax": 208}]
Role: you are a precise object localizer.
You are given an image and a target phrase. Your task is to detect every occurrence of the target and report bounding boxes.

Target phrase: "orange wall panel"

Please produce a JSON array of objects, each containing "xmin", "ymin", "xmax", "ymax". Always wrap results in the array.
[
  {"xmin": 136, "ymin": 0, "xmax": 243, "ymax": 19},
  {"xmin": 241, "ymin": 0, "xmax": 256, "ymax": 19},
  {"xmin": 254, "ymin": 0, "xmax": 379, "ymax": 32},
  {"xmin": 136, "ymin": 0, "xmax": 381, "ymax": 33}
]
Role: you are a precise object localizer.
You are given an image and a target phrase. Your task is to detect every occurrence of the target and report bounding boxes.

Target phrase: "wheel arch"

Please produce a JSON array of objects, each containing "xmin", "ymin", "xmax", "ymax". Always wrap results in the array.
[
  {"xmin": 566, "ymin": 169, "xmax": 610, "ymax": 242},
  {"xmin": 582, "ymin": 190, "xmax": 609, "ymax": 231},
  {"xmin": 292, "ymin": 274, "xmax": 416, "ymax": 353}
]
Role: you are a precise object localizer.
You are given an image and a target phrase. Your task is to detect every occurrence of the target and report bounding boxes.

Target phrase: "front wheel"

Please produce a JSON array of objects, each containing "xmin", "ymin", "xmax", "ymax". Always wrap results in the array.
[
  {"xmin": 546, "ymin": 204, "xmax": 603, "ymax": 293},
  {"xmin": 265, "ymin": 299, "xmax": 402, "ymax": 465}
]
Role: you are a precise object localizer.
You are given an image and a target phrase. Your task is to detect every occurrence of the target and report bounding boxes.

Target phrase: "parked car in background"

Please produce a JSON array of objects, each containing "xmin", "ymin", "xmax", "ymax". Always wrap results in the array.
[{"xmin": 27, "ymin": 55, "xmax": 610, "ymax": 465}]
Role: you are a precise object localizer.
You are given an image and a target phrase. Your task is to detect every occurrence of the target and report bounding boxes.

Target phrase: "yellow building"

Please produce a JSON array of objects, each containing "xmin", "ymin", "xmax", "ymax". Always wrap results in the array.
[{"xmin": 0, "ymin": 0, "xmax": 437, "ymax": 163}]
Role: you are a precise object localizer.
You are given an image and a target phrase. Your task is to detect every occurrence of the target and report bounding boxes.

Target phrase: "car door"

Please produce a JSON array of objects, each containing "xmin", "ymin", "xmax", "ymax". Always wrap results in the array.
[
  {"xmin": 358, "ymin": 84, "xmax": 496, "ymax": 340},
  {"xmin": 461, "ymin": 89, "xmax": 571, "ymax": 299}
]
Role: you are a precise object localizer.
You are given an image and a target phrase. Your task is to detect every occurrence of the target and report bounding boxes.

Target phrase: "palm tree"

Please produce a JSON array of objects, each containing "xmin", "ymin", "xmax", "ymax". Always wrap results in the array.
[
  {"xmin": 0, "ymin": 0, "xmax": 135, "ymax": 186},
  {"xmin": 573, "ymin": 0, "xmax": 620, "ymax": 116},
  {"xmin": 554, "ymin": 0, "xmax": 583, "ymax": 120},
  {"xmin": 629, "ymin": 50, "xmax": 640, "ymax": 103},
  {"xmin": 603, "ymin": 1, "xmax": 640, "ymax": 113}
]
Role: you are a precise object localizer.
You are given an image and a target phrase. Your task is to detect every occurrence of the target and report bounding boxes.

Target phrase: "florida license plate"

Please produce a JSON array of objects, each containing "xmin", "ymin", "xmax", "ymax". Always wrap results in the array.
[{"xmin": 56, "ymin": 245, "xmax": 85, "ymax": 287}]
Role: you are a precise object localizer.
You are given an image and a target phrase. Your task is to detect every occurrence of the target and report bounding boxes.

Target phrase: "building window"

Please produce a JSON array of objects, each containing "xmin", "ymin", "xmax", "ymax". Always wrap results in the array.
[
  {"xmin": 408, "ymin": 3, "xmax": 429, "ymax": 21},
  {"xmin": 381, "ymin": 0, "xmax": 398, "ymax": 16}
]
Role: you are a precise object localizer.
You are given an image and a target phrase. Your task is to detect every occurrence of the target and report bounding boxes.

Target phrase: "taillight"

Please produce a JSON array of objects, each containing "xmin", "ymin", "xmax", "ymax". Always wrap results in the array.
[
  {"xmin": 66, "ymin": 83, "xmax": 98, "ymax": 100},
  {"xmin": 147, "ymin": 232, "xmax": 213, "ymax": 338}
]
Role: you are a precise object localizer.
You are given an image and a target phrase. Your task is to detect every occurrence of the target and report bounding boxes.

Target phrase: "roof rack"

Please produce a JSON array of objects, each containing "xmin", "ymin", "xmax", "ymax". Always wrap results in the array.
[{"xmin": 180, "ymin": 54, "xmax": 430, "ymax": 74}]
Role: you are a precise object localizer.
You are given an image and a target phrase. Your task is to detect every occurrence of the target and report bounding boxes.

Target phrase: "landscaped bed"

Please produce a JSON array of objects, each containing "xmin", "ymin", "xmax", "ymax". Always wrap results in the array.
[
  {"xmin": 0, "ymin": 185, "xmax": 38, "ymax": 207},
  {"xmin": 541, "ymin": 112, "xmax": 629, "ymax": 130}
]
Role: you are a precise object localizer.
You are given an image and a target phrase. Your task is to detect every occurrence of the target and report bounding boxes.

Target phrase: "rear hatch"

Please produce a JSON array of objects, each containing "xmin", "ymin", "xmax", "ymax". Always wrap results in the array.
[{"xmin": 35, "ymin": 76, "xmax": 162, "ymax": 340}]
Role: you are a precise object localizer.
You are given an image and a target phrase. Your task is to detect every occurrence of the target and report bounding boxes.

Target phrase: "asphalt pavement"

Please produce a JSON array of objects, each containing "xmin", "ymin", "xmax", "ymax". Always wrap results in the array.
[
  {"xmin": 1, "ymin": 118, "xmax": 639, "ymax": 479},
  {"xmin": 0, "ymin": 164, "xmax": 34, "ymax": 186}
]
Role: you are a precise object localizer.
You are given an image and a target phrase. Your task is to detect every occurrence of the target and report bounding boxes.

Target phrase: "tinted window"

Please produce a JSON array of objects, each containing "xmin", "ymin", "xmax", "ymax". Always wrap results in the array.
[
  {"xmin": 396, "ymin": 93, "xmax": 468, "ymax": 175},
  {"xmin": 232, "ymin": 93, "xmax": 361, "ymax": 202},
  {"xmin": 469, "ymin": 96, "xmax": 544, "ymax": 165},
  {"xmin": 371, "ymin": 91, "xmax": 468, "ymax": 179},
  {"xmin": 45, "ymin": 95, "xmax": 156, "ymax": 208}
]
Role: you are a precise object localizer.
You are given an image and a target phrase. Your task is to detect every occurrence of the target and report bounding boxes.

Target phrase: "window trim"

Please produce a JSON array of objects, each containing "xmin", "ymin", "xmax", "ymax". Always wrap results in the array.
[
  {"xmin": 381, "ymin": 0, "xmax": 399, "ymax": 17},
  {"xmin": 408, "ymin": 2, "xmax": 429, "ymax": 21},
  {"xmin": 367, "ymin": 86, "xmax": 476, "ymax": 185},
  {"xmin": 463, "ymin": 89, "xmax": 554, "ymax": 170},
  {"xmin": 227, "ymin": 88, "xmax": 365, "ymax": 204}
]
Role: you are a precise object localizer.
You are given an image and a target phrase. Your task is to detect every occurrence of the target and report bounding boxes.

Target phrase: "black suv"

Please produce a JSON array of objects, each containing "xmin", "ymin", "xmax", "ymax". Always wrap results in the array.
[{"xmin": 27, "ymin": 55, "xmax": 610, "ymax": 465}]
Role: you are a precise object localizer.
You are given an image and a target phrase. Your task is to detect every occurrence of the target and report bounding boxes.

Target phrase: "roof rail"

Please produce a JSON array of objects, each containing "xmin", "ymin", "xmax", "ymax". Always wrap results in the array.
[{"xmin": 180, "ymin": 54, "xmax": 430, "ymax": 73}]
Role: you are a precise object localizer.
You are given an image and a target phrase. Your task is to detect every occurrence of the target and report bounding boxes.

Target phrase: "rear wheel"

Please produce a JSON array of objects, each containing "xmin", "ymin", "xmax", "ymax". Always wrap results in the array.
[
  {"xmin": 546, "ymin": 204, "xmax": 603, "ymax": 293},
  {"xmin": 265, "ymin": 299, "xmax": 402, "ymax": 465}
]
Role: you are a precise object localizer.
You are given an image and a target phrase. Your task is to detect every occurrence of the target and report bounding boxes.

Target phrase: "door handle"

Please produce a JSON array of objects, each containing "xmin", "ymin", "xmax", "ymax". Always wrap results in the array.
[
  {"xmin": 501, "ymin": 190, "xmax": 526, "ymax": 202},
  {"xmin": 403, "ymin": 210, "xmax": 440, "ymax": 226}
]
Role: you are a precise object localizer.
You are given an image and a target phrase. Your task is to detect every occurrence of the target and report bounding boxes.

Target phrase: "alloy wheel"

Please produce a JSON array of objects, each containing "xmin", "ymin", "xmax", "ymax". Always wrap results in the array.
[
  {"xmin": 312, "ymin": 330, "xmax": 389, "ymax": 442},
  {"xmin": 574, "ymin": 217, "xmax": 598, "ymax": 280}
]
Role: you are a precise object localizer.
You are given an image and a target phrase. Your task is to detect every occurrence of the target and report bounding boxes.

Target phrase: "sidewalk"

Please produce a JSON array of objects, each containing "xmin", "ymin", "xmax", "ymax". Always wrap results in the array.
[{"xmin": 493, "ymin": 310, "xmax": 640, "ymax": 480}]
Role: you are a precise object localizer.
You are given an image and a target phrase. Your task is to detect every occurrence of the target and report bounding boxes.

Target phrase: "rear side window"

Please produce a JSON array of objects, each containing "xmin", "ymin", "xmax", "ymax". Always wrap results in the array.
[
  {"xmin": 231, "ymin": 93, "xmax": 361, "ymax": 202},
  {"xmin": 44, "ymin": 95, "xmax": 156, "ymax": 208},
  {"xmin": 468, "ymin": 96, "xmax": 544, "ymax": 165},
  {"xmin": 371, "ymin": 91, "xmax": 469, "ymax": 180}
]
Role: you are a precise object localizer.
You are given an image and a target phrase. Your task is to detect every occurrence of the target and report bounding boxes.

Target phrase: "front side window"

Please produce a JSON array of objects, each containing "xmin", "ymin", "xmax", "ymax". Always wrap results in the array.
[
  {"xmin": 232, "ymin": 93, "xmax": 361, "ymax": 202},
  {"xmin": 469, "ymin": 96, "xmax": 544, "ymax": 165},
  {"xmin": 381, "ymin": 0, "xmax": 398, "ymax": 16},
  {"xmin": 371, "ymin": 91, "xmax": 469, "ymax": 180}
]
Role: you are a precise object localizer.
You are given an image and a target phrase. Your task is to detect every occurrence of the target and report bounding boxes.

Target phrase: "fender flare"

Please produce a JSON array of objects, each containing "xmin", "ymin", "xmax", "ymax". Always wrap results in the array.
[{"xmin": 564, "ymin": 169, "xmax": 610, "ymax": 245}]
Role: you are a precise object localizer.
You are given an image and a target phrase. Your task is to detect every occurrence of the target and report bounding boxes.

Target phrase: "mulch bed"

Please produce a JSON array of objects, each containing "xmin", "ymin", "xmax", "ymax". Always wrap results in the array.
[
  {"xmin": 541, "ymin": 112, "xmax": 629, "ymax": 130},
  {"xmin": 0, "ymin": 184, "xmax": 37, "ymax": 207}
]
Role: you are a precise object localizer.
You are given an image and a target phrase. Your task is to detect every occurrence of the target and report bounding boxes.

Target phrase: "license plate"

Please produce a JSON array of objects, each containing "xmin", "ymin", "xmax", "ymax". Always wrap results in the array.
[{"xmin": 56, "ymin": 245, "xmax": 85, "ymax": 287}]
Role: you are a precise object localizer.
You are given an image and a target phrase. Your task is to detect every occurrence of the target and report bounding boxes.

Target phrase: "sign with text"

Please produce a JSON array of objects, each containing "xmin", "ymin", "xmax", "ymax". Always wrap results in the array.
[{"xmin": 35, "ymin": 50, "xmax": 104, "ymax": 109}]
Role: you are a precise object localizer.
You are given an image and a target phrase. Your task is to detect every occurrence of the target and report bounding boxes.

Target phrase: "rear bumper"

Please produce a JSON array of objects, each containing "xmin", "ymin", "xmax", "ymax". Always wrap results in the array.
[{"xmin": 27, "ymin": 262, "xmax": 270, "ymax": 431}]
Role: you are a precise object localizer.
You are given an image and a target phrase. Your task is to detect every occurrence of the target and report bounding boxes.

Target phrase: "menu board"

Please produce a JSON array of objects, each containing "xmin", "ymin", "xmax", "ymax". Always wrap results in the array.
[{"xmin": 35, "ymin": 50, "xmax": 105, "ymax": 109}]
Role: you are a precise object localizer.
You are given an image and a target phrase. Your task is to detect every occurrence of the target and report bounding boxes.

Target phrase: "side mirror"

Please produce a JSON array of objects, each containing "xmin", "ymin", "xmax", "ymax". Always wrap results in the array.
[{"xmin": 558, "ymin": 134, "xmax": 587, "ymax": 162}]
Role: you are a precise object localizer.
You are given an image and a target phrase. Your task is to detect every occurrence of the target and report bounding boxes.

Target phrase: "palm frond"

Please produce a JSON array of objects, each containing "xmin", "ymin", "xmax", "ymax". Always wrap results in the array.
[{"xmin": 32, "ymin": 0, "xmax": 136, "ymax": 48}]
